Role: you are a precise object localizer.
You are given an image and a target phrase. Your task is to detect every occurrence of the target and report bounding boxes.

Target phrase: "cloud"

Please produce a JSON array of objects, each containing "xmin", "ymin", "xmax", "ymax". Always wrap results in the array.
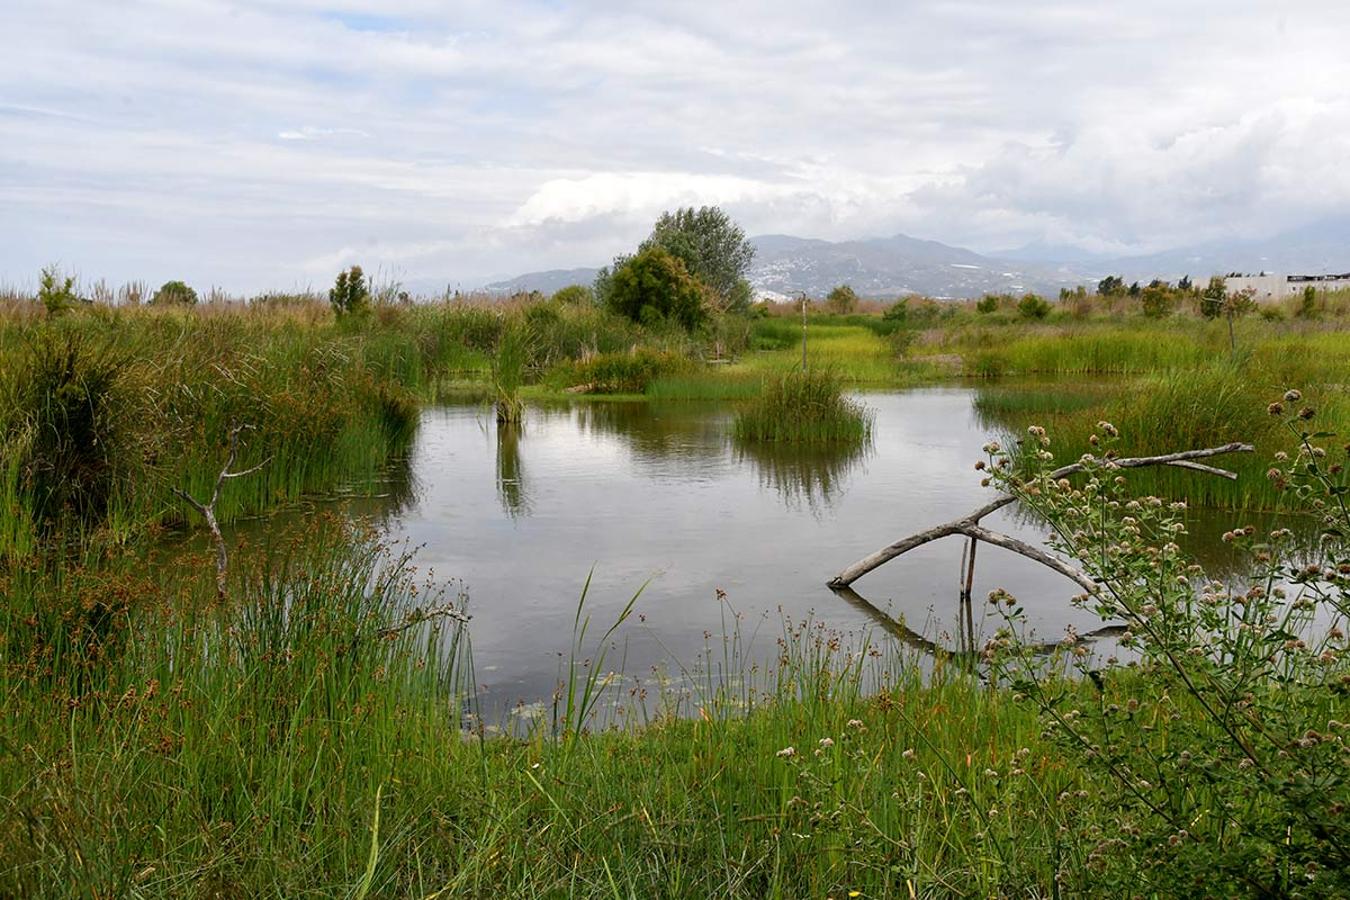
[{"xmin": 2, "ymin": 0, "xmax": 1349, "ymax": 290}]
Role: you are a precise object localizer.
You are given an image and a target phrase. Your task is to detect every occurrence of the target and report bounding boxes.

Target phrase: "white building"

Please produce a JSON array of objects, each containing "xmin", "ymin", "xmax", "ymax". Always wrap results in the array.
[{"xmin": 1224, "ymin": 272, "xmax": 1350, "ymax": 299}]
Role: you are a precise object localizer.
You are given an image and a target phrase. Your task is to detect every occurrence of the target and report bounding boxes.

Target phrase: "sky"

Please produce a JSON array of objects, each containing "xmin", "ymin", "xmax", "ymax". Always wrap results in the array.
[{"xmin": 3, "ymin": 0, "xmax": 1349, "ymax": 293}]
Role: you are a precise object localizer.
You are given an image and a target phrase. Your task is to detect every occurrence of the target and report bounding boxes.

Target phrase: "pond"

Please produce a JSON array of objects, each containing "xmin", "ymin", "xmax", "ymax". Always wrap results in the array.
[{"xmin": 225, "ymin": 387, "xmax": 1280, "ymax": 721}]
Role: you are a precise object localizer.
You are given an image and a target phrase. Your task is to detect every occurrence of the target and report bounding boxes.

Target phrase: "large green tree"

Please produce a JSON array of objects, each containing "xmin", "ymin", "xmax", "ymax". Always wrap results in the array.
[
  {"xmin": 639, "ymin": 206, "xmax": 755, "ymax": 312},
  {"xmin": 601, "ymin": 247, "xmax": 708, "ymax": 330}
]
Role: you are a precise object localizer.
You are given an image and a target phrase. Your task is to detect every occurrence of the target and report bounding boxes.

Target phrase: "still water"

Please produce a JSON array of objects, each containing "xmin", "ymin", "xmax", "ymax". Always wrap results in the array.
[{"xmin": 285, "ymin": 387, "xmax": 1265, "ymax": 719}]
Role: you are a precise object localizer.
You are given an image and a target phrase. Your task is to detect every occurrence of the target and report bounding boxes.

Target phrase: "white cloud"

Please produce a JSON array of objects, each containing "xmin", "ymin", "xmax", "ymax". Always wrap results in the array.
[{"xmin": 2, "ymin": 0, "xmax": 1349, "ymax": 290}]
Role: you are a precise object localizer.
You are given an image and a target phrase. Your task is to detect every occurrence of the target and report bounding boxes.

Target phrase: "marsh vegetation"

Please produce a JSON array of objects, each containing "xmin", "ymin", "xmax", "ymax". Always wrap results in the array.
[{"xmin": 2, "ymin": 264, "xmax": 1348, "ymax": 896}]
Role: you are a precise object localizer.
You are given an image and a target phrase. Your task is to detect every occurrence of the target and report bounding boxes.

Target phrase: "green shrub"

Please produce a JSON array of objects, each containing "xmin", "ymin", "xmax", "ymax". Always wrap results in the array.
[
  {"xmin": 602, "ymin": 247, "xmax": 708, "ymax": 330},
  {"xmin": 554, "ymin": 348, "xmax": 690, "ymax": 394},
  {"xmin": 825, "ymin": 284, "xmax": 859, "ymax": 315},
  {"xmin": 882, "ymin": 299, "xmax": 909, "ymax": 323},
  {"xmin": 975, "ymin": 295, "xmax": 999, "ymax": 314},
  {"xmin": 38, "ymin": 265, "xmax": 80, "ymax": 315},
  {"xmin": 552, "ymin": 284, "xmax": 594, "ymax": 306},
  {"xmin": 985, "ymin": 409, "xmax": 1350, "ymax": 896},
  {"xmin": 1016, "ymin": 293, "xmax": 1051, "ymax": 320},
  {"xmin": 150, "ymin": 280, "xmax": 198, "ymax": 306},
  {"xmin": 329, "ymin": 266, "xmax": 370, "ymax": 317}
]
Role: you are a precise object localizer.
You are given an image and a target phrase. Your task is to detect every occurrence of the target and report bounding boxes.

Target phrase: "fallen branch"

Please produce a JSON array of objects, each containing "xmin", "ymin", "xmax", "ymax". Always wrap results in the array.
[
  {"xmin": 171, "ymin": 424, "xmax": 271, "ymax": 600},
  {"xmin": 828, "ymin": 442, "xmax": 1252, "ymax": 589}
]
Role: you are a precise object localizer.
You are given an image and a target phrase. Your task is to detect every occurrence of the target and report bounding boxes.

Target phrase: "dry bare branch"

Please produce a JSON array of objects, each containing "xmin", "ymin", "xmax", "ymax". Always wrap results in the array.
[{"xmin": 828, "ymin": 442, "xmax": 1252, "ymax": 588}]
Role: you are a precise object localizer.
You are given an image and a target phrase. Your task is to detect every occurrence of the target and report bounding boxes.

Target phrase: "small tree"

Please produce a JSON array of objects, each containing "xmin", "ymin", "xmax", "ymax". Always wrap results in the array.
[
  {"xmin": 329, "ymin": 266, "xmax": 370, "ymax": 317},
  {"xmin": 1096, "ymin": 275, "xmax": 1125, "ymax": 296},
  {"xmin": 1297, "ymin": 284, "xmax": 1319, "ymax": 319},
  {"xmin": 975, "ymin": 294, "xmax": 999, "ymax": 314},
  {"xmin": 640, "ymin": 206, "xmax": 755, "ymax": 312},
  {"xmin": 1016, "ymin": 293, "xmax": 1051, "ymax": 320},
  {"xmin": 151, "ymin": 280, "xmax": 198, "ymax": 306},
  {"xmin": 602, "ymin": 247, "xmax": 708, "ymax": 330},
  {"xmin": 1199, "ymin": 276, "xmax": 1227, "ymax": 319},
  {"xmin": 1140, "ymin": 282, "xmax": 1174, "ymax": 318},
  {"xmin": 38, "ymin": 265, "xmax": 80, "ymax": 315},
  {"xmin": 825, "ymin": 284, "xmax": 859, "ymax": 314},
  {"xmin": 882, "ymin": 298, "xmax": 909, "ymax": 323}
]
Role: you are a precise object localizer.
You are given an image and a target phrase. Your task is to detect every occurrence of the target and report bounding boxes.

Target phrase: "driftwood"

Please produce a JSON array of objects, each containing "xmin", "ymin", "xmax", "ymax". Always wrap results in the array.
[
  {"xmin": 171, "ymin": 425, "xmax": 270, "ymax": 600},
  {"xmin": 828, "ymin": 442, "xmax": 1253, "ymax": 589}
]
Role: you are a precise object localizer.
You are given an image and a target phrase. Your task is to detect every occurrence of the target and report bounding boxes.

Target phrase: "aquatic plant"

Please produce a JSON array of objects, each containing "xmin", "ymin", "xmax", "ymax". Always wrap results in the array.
[{"xmin": 733, "ymin": 368, "xmax": 873, "ymax": 445}]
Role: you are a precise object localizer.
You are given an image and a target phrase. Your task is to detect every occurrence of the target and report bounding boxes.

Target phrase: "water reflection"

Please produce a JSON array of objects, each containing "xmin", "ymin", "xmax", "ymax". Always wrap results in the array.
[
  {"xmin": 734, "ymin": 439, "xmax": 872, "ymax": 511},
  {"xmin": 495, "ymin": 422, "xmax": 530, "ymax": 519},
  {"xmin": 831, "ymin": 583, "xmax": 1126, "ymax": 665}
]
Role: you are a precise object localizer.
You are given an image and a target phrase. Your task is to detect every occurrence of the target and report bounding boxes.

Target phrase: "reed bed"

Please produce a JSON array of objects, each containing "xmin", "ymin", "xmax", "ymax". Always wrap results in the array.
[{"xmin": 733, "ymin": 369, "xmax": 873, "ymax": 445}]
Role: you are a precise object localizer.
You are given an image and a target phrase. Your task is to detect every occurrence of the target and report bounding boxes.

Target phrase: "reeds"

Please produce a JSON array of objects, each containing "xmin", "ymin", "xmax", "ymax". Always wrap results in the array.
[{"xmin": 733, "ymin": 368, "xmax": 873, "ymax": 445}]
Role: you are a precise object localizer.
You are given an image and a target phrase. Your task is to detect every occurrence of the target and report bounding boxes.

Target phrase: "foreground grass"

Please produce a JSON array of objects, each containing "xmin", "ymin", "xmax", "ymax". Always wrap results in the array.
[{"xmin": 0, "ymin": 520, "xmax": 1104, "ymax": 897}]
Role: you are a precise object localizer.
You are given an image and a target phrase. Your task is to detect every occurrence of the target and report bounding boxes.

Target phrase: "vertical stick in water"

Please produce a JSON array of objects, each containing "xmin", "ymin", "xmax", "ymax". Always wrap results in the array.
[{"xmin": 800, "ymin": 291, "xmax": 808, "ymax": 373}]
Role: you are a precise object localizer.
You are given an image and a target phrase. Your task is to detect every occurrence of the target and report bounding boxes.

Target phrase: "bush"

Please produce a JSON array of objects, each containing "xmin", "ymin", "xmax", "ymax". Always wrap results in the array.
[
  {"xmin": 329, "ymin": 266, "xmax": 370, "ymax": 317},
  {"xmin": 882, "ymin": 299, "xmax": 909, "ymax": 323},
  {"xmin": 1139, "ymin": 283, "xmax": 1174, "ymax": 318},
  {"xmin": 825, "ymin": 284, "xmax": 859, "ymax": 315},
  {"xmin": 975, "ymin": 295, "xmax": 1000, "ymax": 314},
  {"xmin": 553, "ymin": 348, "xmax": 690, "ymax": 394},
  {"xmin": 151, "ymin": 280, "xmax": 198, "ymax": 306},
  {"xmin": 552, "ymin": 284, "xmax": 594, "ymax": 306},
  {"xmin": 602, "ymin": 247, "xmax": 708, "ymax": 331},
  {"xmin": 985, "ymin": 410, "xmax": 1350, "ymax": 895},
  {"xmin": 38, "ymin": 265, "xmax": 80, "ymax": 315},
  {"xmin": 1016, "ymin": 293, "xmax": 1051, "ymax": 320}
]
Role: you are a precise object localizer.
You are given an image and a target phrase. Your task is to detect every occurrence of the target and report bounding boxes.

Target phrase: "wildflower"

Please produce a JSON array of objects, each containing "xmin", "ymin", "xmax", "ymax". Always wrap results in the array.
[
  {"xmin": 902, "ymin": 748, "xmax": 916, "ymax": 760},
  {"xmin": 1299, "ymin": 406, "xmax": 1316, "ymax": 420},
  {"xmin": 818, "ymin": 737, "xmax": 834, "ymax": 748},
  {"xmin": 1268, "ymin": 402, "xmax": 1284, "ymax": 416},
  {"xmin": 1284, "ymin": 389, "xmax": 1302, "ymax": 403},
  {"xmin": 776, "ymin": 746, "xmax": 796, "ymax": 758},
  {"xmin": 1096, "ymin": 421, "xmax": 1119, "ymax": 437},
  {"xmin": 847, "ymin": 718, "xmax": 865, "ymax": 729}
]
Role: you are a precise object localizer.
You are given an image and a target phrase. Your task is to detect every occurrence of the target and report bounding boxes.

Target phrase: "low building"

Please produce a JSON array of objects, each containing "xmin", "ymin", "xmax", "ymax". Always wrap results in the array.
[{"xmin": 1224, "ymin": 272, "xmax": 1350, "ymax": 299}]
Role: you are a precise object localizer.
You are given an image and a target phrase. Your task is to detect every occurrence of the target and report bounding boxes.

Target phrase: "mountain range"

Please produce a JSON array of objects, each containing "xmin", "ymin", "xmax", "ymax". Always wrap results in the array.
[{"xmin": 482, "ymin": 220, "xmax": 1350, "ymax": 300}]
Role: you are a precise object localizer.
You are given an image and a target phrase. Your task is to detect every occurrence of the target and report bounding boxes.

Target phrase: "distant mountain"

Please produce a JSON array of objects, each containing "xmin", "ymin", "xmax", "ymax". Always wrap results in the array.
[
  {"xmin": 1095, "ymin": 219, "xmax": 1350, "ymax": 283},
  {"xmin": 480, "ymin": 220, "xmax": 1350, "ymax": 301},
  {"xmin": 488, "ymin": 234, "xmax": 1077, "ymax": 300},
  {"xmin": 746, "ymin": 233, "xmax": 1076, "ymax": 299},
  {"xmin": 483, "ymin": 267, "xmax": 600, "ymax": 295}
]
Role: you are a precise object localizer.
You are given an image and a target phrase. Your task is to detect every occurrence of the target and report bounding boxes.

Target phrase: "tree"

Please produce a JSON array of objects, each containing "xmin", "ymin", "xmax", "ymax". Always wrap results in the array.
[
  {"xmin": 975, "ymin": 294, "xmax": 999, "ymax": 314},
  {"xmin": 882, "ymin": 299, "xmax": 909, "ymax": 323},
  {"xmin": 329, "ymin": 266, "xmax": 370, "ymax": 317},
  {"xmin": 38, "ymin": 265, "xmax": 80, "ymax": 315},
  {"xmin": 601, "ymin": 247, "xmax": 708, "ymax": 330},
  {"xmin": 639, "ymin": 207, "xmax": 755, "ymax": 312},
  {"xmin": 1096, "ymin": 275, "xmax": 1125, "ymax": 296},
  {"xmin": 1139, "ymin": 282, "xmax": 1173, "ymax": 318},
  {"xmin": 1200, "ymin": 276, "xmax": 1227, "ymax": 319},
  {"xmin": 151, "ymin": 280, "xmax": 198, "ymax": 306},
  {"xmin": 1178, "ymin": 274, "xmax": 1193, "ymax": 293},
  {"xmin": 825, "ymin": 284, "xmax": 859, "ymax": 314},
  {"xmin": 1017, "ymin": 293, "xmax": 1051, "ymax": 320}
]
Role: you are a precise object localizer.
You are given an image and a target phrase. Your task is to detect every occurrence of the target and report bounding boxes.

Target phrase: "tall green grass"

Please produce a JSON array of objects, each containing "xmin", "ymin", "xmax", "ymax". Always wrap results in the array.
[
  {"xmin": 734, "ymin": 369, "xmax": 873, "ymax": 445},
  {"xmin": 973, "ymin": 362, "xmax": 1347, "ymax": 509},
  {"xmin": 0, "ymin": 521, "xmax": 1104, "ymax": 896}
]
